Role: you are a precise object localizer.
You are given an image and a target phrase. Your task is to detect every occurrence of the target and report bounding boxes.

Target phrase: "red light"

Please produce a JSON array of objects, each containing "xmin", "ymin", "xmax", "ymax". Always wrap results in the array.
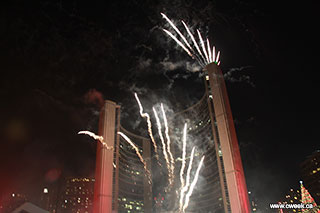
[
  {"xmin": 154, "ymin": 197, "xmax": 157, "ymax": 201},
  {"xmin": 162, "ymin": 197, "xmax": 164, "ymax": 201}
]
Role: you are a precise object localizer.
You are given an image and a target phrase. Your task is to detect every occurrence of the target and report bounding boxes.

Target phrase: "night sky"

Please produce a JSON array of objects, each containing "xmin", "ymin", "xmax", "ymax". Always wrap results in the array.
[{"xmin": 0, "ymin": 0, "xmax": 318, "ymax": 211}]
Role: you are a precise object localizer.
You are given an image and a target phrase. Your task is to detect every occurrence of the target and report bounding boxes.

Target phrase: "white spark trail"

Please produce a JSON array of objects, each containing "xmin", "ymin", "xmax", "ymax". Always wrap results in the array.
[
  {"xmin": 181, "ymin": 21, "xmax": 206, "ymax": 64},
  {"xmin": 162, "ymin": 29, "xmax": 193, "ymax": 57},
  {"xmin": 212, "ymin": 46, "xmax": 216, "ymax": 63},
  {"xmin": 118, "ymin": 132, "xmax": 152, "ymax": 184},
  {"xmin": 153, "ymin": 107, "xmax": 172, "ymax": 185},
  {"xmin": 161, "ymin": 13, "xmax": 193, "ymax": 51},
  {"xmin": 161, "ymin": 103, "xmax": 175, "ymax": 184},
  {"xmin": 197, "ymin": 29, "xmax": 209, "ymax": 64},
  {"xmin": 134, "ymin": 93, "xmax": 159, "ymax": 158},
  {"xmin": 216, "ymin": 51, "xmax": 220, "ymax": 63},
  {"xmin": 78, "ymin": 131, "xmax": 113, "ymax": 150},
  {"xmin": 207, "ymin": 38, "xmax": 212, "ymax": 63},
  {"xmin": 182, "ymin": 156, "xmax": 205, "ymax": 212},
  {"xmin": 179, "ymin": 147, "xmax": 196, "ymax": 211},
  {"xmin": 179, "ymin": 123, "xmax": 188, "ymax": 196}
]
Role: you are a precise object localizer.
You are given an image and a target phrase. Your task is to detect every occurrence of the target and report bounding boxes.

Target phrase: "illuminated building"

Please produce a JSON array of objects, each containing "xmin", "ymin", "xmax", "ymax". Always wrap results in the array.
[
  {"xmin": 170, "ymin": 63, "xmax": 250, "ymax": 212},
  {"xmin": 93, "ymin": 63, "xmax": 249, "ymax": 212},
  {"xmin": 279, "ymin": 187, "xmax": 301, "ymax": 213},
  {"xmin": 300, "ymin": 150, "xmax": 320, "ymax": 203},
  {"xmin": 59, "ymin": 177, "xmax": 94, "ymax": 213},
  {"xmin": 40, "ymin": 186, "xmax": 58, "ymax": 213},
  {"xmin": 93, "ymin": 101, "xmax": 152, "ymax": 213}
]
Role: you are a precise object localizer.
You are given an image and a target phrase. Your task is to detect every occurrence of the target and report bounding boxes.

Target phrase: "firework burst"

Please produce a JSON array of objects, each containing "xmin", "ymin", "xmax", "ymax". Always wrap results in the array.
[{"xmin": 161, "ymin": 13, "xmax": 221, "ymax": 67}]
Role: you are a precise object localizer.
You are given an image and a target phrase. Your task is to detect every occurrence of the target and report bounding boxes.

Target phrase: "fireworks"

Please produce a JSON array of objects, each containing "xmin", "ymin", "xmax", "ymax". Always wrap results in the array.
[
  {"xmin": 182, "ymin": 156, "xmax": 205, "ymax": 212},
  {"xmin": 161, "ymin": 13, "xmax": 221, "ymax": 67},
  {"xmin": 177, "ymin": 126, "xmax": 204, "ymax": 212},
  {"xmin": 179, "ymin": 146, "xmax": 195, "ymax": 211},
  {"xmin": 153, "ymin": 106, "xmax": 173, "ymax": 185},
  {"xmin": 117, "ymin": 132, "xmax": 152, "ymax": 185},
  {"xmin": 78, "ymin": 130, "xmax": 113, "ymax": 150},
  {"xmin": 134, "ymin": 93, "xmax": 159, "ymax": 160},
  {"xmin": 161, "ymin": 103, "xmax": 175, "ymax": 186},
  {"xmin": 80, "ymin": 95, "xmax": 205, "ymax": 212}
]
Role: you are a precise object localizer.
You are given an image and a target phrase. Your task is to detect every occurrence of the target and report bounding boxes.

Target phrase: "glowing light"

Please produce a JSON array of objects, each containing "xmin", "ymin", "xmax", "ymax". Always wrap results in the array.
[
  {"xmin": 181, "ymin": 21, "xmax": 206, "ymax": 66},
  {"xmin": 134, "ymin": 93, "xmax": 159, "ymax": 159},
  {"xmin": 179, "ymin": 123, "xmax": 188, "ymax": 197},
  {"xmin": 183, "ymin": 156, "xmax": 205, "ymax": 212},
  {"xmin": 161, "ymin": 14, "xmax": 222, "ymax": 67},
  {"xmin": 207, "ymin": 38, "xmax": 212, "ymax": 63},
  {"xmin": 153, "ymin": 107, "xmax": 172, "ymax": 185},
  {"xmin": 179, "ymin": 147, "xmax": 195, "ymax": 211},
  {"xmin": 212, "ymin": 46, "xmax": 216, "ymax": 62},
  {"xmin": 161, "ymin": 103, "xmax": 175, "ymax": 185},
  {"xmin": 162, "ymin": 29, "xmax": 193, "ymax": 57},
  {"xmin": 118, "ymin": 132, "xmax": 152, "ymax": 184},
  {"xmin": 161, "ymin": 13, "xmax": 193, "ymax": 51},
  {"xmin": 197, "ymin": 29, "xmax": 209, "ymax": 64},
  {"xmin": 216, "ymin": 51, "xmax": 220, "ymax": 63},
  {"xmin": 181, "ymin": 21, "xmax": 206, "ymax": 62},
  {"xmin": 43, "ymin": 188, "xmax": 48, "ymax": 194},
  {"xmin": 78, "ymin": 131, "xmax": 113, "ymax": 150}
]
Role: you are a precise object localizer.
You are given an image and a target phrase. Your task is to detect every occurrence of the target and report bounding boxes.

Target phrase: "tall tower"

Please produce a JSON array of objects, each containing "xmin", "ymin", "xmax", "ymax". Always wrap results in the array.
[
  {"xmin": 205, "ymin": 63, "xmax": 250, "ymax": 212},
  {"xmin": 93, "ymin": 100, "xmax": 152, "ymax": 213},
  {"xmin": 93, "ymin": 100, "xmax": 118, "ymax": 213}
]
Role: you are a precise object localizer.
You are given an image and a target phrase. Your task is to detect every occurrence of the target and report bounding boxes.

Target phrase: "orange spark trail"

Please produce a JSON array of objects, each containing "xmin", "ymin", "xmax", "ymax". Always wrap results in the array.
[
  {"xmin": 161, "ymin": 13, "xmax": 193, "ymax": 51},
  {"xmin": 118, "ymin": 132, "xmax": 152, "ymax": 185},
  {"xmin": 162, "ymin": 29, "xmax": 193, "ymax": 57},
  {"xmin": 134, "ymin": 93, "xmax": 159, "ymax": 158},
  {"xmin": 160, "ymin": 103, "xmax": 175, "ymax": 183},
  {"xmin": 179, "ymin": 146, "xmax": 195, "ymax": 211},
  {"xmin": 78, "ymin": 131, "xmax": 113, "ymax": 150},
  {"xmin": 179, "ymin": 123, "xmax": 188, "ymax": 195},
  {"xmin": 182, "ymin": 156, "xmax": 205, "ymax": 212},
  {"xmin": 197, "ymin": 29, "xmax": 209, "ymax": 64},
  {"xmin": 181, "ymin": 21, "xmax": 206, "ymax": 63},
  {"xmin": 153, "ymin": 107, "xmax": 172, "ymax": 185}
]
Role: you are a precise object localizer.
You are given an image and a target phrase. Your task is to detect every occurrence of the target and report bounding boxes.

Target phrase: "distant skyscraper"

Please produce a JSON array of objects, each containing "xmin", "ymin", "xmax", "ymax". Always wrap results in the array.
[
  {"xmin": 59, "ymin": 177, "xmax": 94, "ymax": 213},
  {"xmin": 40, "ymin": 186, "xmax": 58, "ymax": 213},
  {"xmin": 300, "ymin": 150, "xmax": 320, "ymax": 203}
]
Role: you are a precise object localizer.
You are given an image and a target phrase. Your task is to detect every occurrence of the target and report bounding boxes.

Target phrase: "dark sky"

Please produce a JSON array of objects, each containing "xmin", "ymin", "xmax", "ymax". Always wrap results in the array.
[{"xmin": 0, "ymin": 0, "xmax": 319, "ymax": 211}]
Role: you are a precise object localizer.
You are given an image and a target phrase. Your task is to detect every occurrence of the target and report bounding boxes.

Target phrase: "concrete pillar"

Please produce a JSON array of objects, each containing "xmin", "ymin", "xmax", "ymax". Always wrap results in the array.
[
  {"xmin": 93, "ymin": 100, "xmax": 118, "ymax": 213},
  {"xmin": 206, "ymin": 63, "xmax": 250, "ymax": 213}
]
